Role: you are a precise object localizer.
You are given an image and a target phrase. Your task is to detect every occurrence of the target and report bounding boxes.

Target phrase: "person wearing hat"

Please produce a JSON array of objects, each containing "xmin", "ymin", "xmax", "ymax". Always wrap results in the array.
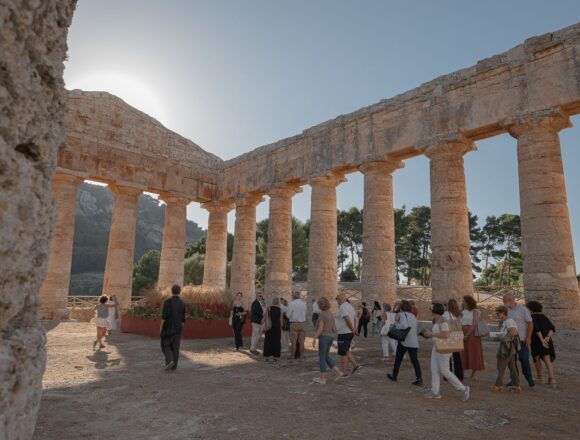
[
  {"xmin": 287, "ymin": 291, "xmax": 307, "ymax": 361},
  {"xmin": 421, "ymin": 303, "xmax": 470, "ymax": 401}
]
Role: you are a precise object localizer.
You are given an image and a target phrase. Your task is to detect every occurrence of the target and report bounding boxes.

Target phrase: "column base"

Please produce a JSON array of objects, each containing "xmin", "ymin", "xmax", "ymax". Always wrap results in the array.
[{"xmin": 40, "ymin": 307, "xmax": 70, "ymax": 320}]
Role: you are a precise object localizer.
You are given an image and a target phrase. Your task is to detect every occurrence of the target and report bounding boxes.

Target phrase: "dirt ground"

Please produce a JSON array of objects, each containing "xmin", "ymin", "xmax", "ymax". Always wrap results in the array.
[{"xmin": 35, "ymin": 321, "xmax": 580, "ymax": 440}]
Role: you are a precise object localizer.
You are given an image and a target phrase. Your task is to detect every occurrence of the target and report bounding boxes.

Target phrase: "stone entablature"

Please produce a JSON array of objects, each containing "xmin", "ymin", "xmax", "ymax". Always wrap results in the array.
[
  {"xmin": 216, "ymin": 24, "xmax": 580, "ymax": 199},
  {"xmin": 61, "ymin": 90, "xmax": 222, "ymax": 201}
]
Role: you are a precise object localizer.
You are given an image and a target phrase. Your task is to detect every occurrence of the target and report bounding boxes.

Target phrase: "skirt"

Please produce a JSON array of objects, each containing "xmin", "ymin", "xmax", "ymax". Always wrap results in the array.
[
  {"xmin": 96, "ymin": 317, "xmax": 108, "ymax": 328},
  {"xmin": 461, "ymin": 325, "xmax": 484, "ymax": 371}
]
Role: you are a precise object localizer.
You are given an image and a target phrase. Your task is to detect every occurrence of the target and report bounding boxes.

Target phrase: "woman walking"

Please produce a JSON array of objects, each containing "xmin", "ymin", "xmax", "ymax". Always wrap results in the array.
[
  {"xmin": 422, "ymin": 303, "xmax": 470, "ymax": 401},
  {"xmin": 444, "ymin": 298, "xmax": 464, "ymax": 381},
  {"xmin": 263, "ymin": 297, "xmax": 283, "ymax": 362},
  {"xmin": 460, "ymin": 295, "xmax": 485, "ymax": 380},
  {"xmin": 93, "ymin": 296, "xmax": 109, "ymax": 350},
  {"xmin": 371, "ymin": 301, "xmax": 382, "ymax": 337},
  {"xmin": 231, "ymin": 292, "xmax": 246, "ymax": 351},
  {"xmin": 312, "ymin": 297, "xmax": 342, "ymax": 384},
  {"xmin": 527, "ymin": 300, "xmax": 557, "ymax": 387},
  {"xmin": 387, "ymin": 300, "xmax": 423, "ymax": 386}
]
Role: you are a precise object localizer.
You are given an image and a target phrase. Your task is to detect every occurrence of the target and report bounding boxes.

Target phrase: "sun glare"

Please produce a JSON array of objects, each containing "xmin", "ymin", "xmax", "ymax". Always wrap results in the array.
[{"xmin": 65, "ymin": 71, "xmax": 168, "ymax": 126}]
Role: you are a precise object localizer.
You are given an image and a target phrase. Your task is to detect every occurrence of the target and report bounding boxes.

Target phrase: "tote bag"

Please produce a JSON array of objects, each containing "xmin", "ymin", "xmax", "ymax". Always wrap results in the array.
[
  {"xmin": 434, "ymin": 331, "xmax": 464, "ymax": 353},
  {"xmin": 262, "ymin": 308, "xmax": 272, "ymax": 333}
]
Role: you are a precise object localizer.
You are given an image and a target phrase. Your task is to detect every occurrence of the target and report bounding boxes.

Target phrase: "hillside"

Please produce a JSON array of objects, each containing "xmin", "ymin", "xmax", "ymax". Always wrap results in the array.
[{"xmin": 69, "ymin": 183, "xmax": 205, "ymax": 294}]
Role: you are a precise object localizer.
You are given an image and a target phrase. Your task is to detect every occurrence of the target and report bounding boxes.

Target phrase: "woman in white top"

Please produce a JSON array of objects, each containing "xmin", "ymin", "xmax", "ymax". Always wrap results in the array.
[
  {"xmin": 380, "ymin": 303, "xmax": 397, "ymax": 361},
  {"xmin": 387, "ymin": 300, "xmax": 423, "ymax": 386},
  {"xmin": 422, "ymin": 303, "xmax": 470, "ymax": 401},
  {"xmin": 460, "ymin": 295, "xmax": 485, "ymax": 380}
]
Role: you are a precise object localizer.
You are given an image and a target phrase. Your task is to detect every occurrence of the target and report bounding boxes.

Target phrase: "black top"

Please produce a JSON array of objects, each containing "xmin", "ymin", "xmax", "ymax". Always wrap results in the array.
[
  {"xmin": 250, "ymin": 299, "xmax": 264, "ymax": 324},
  {"xmin": 531, "ymin": 313, "xmax": 556, "ymax": 361},
  {"xmin": 232, "ymin": 305, "xmax": 245, "ymax": 325},
  {"xmin": 161, "ymin": 296, "xmax": 186, "ymax": 337}
]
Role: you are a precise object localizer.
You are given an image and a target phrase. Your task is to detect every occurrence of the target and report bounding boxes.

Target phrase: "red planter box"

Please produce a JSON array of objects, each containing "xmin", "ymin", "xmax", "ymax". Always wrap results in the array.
[{"xmin": 120, "ymin": 315, "xmax": 252, "ymax": 339}]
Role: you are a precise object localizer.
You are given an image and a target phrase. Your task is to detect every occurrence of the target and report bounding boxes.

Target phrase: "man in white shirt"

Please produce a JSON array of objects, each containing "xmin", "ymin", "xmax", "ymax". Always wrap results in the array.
[
  {"xmin": 503, "ymin": 294, "xmax": 535, "ymax": 388},
  {"xmin": 287, "ymin": 291, "xmax": 307, "ymax": 361},
  {"xmin": 334, "ymin": 293, "xmax": 360, "ymax": 379}
]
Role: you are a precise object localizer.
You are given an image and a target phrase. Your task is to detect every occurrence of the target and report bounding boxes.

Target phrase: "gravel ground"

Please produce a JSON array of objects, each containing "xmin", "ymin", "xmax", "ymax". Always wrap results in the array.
[{"xmin": 34, "ymin": 321, "xmax": 580, "ymax": 440}]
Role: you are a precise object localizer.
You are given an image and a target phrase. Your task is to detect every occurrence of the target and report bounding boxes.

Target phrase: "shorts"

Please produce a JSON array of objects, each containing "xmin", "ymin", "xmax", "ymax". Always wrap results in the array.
[
  {"xmin": 290, "ymin": 322, "xmax": 306, "ymax": 345},
  {"xmin": 337, "ymin": 333, "xmax": 354, "ymax": 356},
  {"xmin": 96, "ymin": 317, "xmax": 108, "ymax": 328}
]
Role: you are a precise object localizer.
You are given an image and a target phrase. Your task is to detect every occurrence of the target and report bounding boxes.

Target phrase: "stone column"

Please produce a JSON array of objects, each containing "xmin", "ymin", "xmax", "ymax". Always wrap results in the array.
[
  {"xmin": 230, "ymin": 194, "xmax": 263, "ymax": 300},
  {"xmin": 39, "ymin": 173, "xmax": 84, "ymax": 319},
  {"xmin": 360, "ymin": 159, "xmax": 404, "ymax": 306},
  {"xmin": 157, "ymin": 193, "xmax": 190, "ymax": 292},
  {"xmin": 202, "ymin": 200, "xmax": 234, "ymax": 291},
  {"xmin": 424, "ymin": 137, "xmax": 475, "ymax": 303},
  {"xmin": 264, "ymin": 184, "xmax": 302, "ymax": 299},
  {"xmin": 307, "ymin": 173, "xmax": 346, "ymax": 305},
  {"xmin": 507, "ymin": 111, "xmax": 580, "ymax": 329},
  {"xmin": 102, "ymin": 184, "xmax": 142, "ymax": 310}
]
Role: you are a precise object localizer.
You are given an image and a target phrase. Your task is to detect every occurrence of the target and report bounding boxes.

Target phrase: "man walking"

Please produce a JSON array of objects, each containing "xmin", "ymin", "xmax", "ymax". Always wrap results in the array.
[
  {"xmin": 335, "ymin": 293, "xmax": 360, "ymax": 378},
  {"xmin": 503, "ymin": 294, "xmax": 536, "ymax": 388},
  {"xmin": 250, "ymin": 294, "xmax": 265, "ymax": 354},
  {"xmin": 287, "ymin": 291, "xmax": 307, "ymax": 361},
  {"xmin": 160, "ymin": 284, "xmax": 186, "ymax": 371}
]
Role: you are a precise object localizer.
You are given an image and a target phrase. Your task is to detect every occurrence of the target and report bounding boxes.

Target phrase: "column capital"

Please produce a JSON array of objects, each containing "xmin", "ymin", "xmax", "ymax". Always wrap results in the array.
[
  {"xmin": 309, "ymin": 171, "xmax": 347, "ymax": 187},
  {"xmin": 234, "ymin": 193, "xmax": 264, "ymax": 208},
  {"xmin": 201, "ymin": 199, "xmax": 235, "ymax": 214},
  {"xmin": 52, "ymin": 172, "xmax": 85, "ymax": 187},
  {"xmin": 421, "ymin": 134, "xmax": 476, "ymax": 160},
  {"xmin": 158, "ymin": 192, "xmax": 191, "ymax": 206},
  {"xmin": 107, "ymin": 182, "xmax": 143, "ymax": 197},
  {"xmin": 504, "ymin": 108, "xmax": 572, "ymax": 139},
  {"xmin": 267, "ymin": 183, "xmax": 303, "ymax": 199},
  {"xmin": 359, "ymin": 158, "xmax": 404, "ymax": 175}
]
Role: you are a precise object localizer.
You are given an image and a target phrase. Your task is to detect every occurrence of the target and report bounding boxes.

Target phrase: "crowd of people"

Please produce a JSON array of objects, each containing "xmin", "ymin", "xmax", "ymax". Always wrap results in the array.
[{"xmin": 93, "ymin": 285, "xmax": 558, "ymax": 401}]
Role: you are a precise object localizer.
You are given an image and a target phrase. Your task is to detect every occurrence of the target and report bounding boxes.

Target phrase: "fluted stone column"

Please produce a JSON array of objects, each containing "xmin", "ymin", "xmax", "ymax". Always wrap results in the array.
[
  {"xmin": 202, "ymin": 200, "xmax": 234, "ymax": 290},
  {"xmin": 102, "ymin": 184, "xmax": 142, "ymax": 309},
  {"xmin": 39, "ymin": 173, "xmax": 84, "ymax": 319},
  {"xmin": 507, "ymin": 111, "xmax": 580, "ymax": 329},
  {"xmin": 230, "ymin": 194, "xmax": 263, "ymax": 299},
  {"xmin": 307, "ymin": 173, "xmax": 346, "ymax": 304},
  {"xmin": 264, "ymin": 184, "xmax": 302, "ymax": 299},
  {"xmin": 424, "ymin": 137, "xmax": 475, "ymax": 303},
  {"xmin": 157, "ymin": 193, "xmax": 190, "ymax": 292},
  {"xmin": 360, "ymin": 159, "xmax": 404, "ymax": 306}
]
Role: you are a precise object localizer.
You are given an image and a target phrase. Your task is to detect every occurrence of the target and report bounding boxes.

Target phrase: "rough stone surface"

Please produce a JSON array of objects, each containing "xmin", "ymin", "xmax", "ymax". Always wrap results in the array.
[
  {"xmin": 230, "ymin": 195, "xmax": 263, "ymax": 301},
  {"xmin": 425, "ymin": 138, "xmax": 476, "ymax": 303},
  {"xmin": 201, "ymin": 201, "xmax": 234, "ymax": 290},
  {"xmin": 39, "ymin": 173, "xmax": 84, "ymax": 319},
  {"xmin": 508, "ymin": 111, "xmax": 580, "ymax": 329},
  {"xmin": 307, "ymin": 174, "xmax": 345, "ymax": 305},
  {"xmin": 101, "ymin": 184, "xmax": 141, "ymax": 309},
  {"xmin": 360, "ymin": 160, "xmax": 403, "ymax": 306},
  {"xmin": 157, "ymin": 194, "xmax": 190, "ymax": 292},
  {"xmin": 0, "ymin": 1, "xmax": 76, "ymax": 439},
  {"xmin": 264, "ymin": 185, "xmax": 302, "ymax": 299}
]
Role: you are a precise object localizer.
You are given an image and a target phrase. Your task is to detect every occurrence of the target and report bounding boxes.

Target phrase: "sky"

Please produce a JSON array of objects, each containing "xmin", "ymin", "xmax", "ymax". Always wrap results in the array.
[{"xmin": 64, "ymin": 1, "xmax": 580, "ymax": 272}]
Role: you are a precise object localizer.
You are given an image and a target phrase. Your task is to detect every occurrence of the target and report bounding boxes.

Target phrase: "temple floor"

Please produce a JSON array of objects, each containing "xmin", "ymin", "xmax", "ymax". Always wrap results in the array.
[{"xmin": 35, "ymin": 321, "xmax": 580, "ymax": 440}]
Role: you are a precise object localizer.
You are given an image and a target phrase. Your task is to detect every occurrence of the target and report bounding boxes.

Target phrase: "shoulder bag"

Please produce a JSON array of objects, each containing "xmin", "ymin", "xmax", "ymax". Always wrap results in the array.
[
  {"xmin": 387, "ymin": 312, "xmax": 411, "ymax": 342},
  {"xmin": 434, "ymin": 319, "xmax": 464, "ymax": 353},
  {"xmin": 474, "ymin": 309, "xmax": 490, "ymax": 337},
  {"xmin": 262, "ymin": 307, "xmax": 272, "ymax": 333}
]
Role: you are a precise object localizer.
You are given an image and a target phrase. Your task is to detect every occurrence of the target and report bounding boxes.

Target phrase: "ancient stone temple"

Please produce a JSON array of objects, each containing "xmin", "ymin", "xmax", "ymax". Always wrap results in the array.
[{"xmin": 2, "ymin": 3, "xmax": 580, "ymax": 436}]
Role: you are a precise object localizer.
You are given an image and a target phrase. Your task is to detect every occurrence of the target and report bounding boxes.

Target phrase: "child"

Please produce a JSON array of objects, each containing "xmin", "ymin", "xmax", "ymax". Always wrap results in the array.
[
  {"xmin": 493, "ymin": 305, "xmax": 521, "ymax": 393},
  {"xmin": 93, "ymin": 296, "xmax": 109, "ymax": 350},
  {"xmin": 380, "ymin": 303, "xmax": 397, "ymax": 361}
]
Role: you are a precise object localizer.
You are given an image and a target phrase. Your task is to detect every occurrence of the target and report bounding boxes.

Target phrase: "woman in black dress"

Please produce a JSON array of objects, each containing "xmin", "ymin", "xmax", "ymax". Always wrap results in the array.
[
  {"xmin": 231, "ymin": 292, "xmax": 246, "ymax": 351},
  {"xmin": 526, "ymin": 300, "xmax": 556, "ymax": 387},
  {"xmin": 263, "ymin": 297, "xmax": 282, "ymax": 362}
]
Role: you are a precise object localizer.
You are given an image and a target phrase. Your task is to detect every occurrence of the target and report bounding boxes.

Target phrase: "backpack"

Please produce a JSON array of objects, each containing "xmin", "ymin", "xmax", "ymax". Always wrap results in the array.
[{"xmin": 362, "ymin": 307, "xmax": 371, "ymax": 321}]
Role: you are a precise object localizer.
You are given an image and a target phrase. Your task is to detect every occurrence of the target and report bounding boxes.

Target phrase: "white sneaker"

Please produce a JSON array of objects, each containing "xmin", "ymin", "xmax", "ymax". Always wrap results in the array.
[
  {"xmin": 461, "ymin": 386, "xmax": 470, "ymax": 402},
  {"xmin": 424, "ymin": 392, "xmax": 442, "ymax": 399},
  {"xmin": 312, "ymin": 377, "xmax": 326, "ymax": 385}
]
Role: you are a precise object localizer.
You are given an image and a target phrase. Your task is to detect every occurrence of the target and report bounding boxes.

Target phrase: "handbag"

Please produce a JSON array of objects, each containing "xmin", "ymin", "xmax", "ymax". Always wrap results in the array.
[
  {"xmin": 474, "ymin": 310, "xmax": 490, "ymax": 337},
  {"xmin": 387, "ymin": 324, "xmax": 411, "ymax": 342},
  {"xmin": 434, "ymin": 331, "xmax": 464, "ymax": 353},
  {"xmin": 262, "ymin": 307, "xmax": 272, "ymax": 333}
]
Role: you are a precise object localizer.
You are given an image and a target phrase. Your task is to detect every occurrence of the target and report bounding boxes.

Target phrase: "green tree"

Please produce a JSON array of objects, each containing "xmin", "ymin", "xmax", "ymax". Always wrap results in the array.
[
  {"xmin": 132, "ymin": 250, "xmax": 160, "ymax": 294},
  {"xmin": 184, "ymin": 253, "xmax": 205, "ymax": 285},
  {"xmin": 399, "ymin": 206, "xmax": 431, "ymax": 285},
  {"xmin": 185, "ymin": 236, "xmax": 206, "ymax": 258}
]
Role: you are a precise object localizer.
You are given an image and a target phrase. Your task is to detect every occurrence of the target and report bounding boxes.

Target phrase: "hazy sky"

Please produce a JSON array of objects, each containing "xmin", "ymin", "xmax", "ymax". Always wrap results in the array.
[{"xmin": 64, "ymin": 1, "xmax": 580, "ymax": 271}]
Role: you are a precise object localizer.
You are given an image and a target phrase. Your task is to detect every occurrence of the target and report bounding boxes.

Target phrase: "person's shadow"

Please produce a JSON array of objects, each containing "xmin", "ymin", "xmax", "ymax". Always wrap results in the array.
[{"xmin": 86, "ymin": 348, "xmax": 122, "ymax": 370}]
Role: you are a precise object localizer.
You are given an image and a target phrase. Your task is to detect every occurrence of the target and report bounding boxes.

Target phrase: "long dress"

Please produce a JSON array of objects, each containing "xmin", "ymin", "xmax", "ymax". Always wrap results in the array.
[
  {"xmin": 531, "ymin": 313, "xmax": 556, "ymax": 361},
  {"xmin": 460, "ymin": 309, "xmax": 484, "ymax": 372},
  {"xmin": 263, "ymin": 306, "xmax": 281, "ymax": 358}
]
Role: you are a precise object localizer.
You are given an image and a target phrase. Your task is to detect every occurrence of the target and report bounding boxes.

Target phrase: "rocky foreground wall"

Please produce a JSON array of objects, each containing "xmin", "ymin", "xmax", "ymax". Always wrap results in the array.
[{"xmin": 0, "ymin": 1, "xmax": 76, "ymax": 439}]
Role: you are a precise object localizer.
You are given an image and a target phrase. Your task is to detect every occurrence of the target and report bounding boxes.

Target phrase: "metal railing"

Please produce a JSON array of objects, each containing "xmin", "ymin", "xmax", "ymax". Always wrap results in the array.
[{"xmin": 67, "ymin": 295, "xmax": 145, "ymax": 309}]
